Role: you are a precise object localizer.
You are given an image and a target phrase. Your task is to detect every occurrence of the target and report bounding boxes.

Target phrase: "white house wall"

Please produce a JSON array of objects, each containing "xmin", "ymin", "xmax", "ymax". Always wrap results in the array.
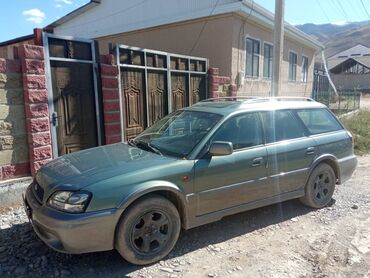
[{"xmin": 53, "ymin": 0, "xmax": 240, "ymax": 39}]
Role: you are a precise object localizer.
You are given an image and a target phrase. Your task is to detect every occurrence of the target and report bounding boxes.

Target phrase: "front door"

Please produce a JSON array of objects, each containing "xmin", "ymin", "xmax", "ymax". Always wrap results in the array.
[
  {"xmin": 50, "ymin": 61, "xmax": 98, "ymax": 155},
  {"xmin": 45, "ymin": 34, "xmax": 100, "ymax": 156},
  {"xmin": 194, "ymin": 112, "xmax": 269, "ymax": 216}
]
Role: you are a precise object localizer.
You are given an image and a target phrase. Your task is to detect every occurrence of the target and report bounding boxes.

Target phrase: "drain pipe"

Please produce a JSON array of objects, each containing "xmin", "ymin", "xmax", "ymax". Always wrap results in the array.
[{"xmin": 321, "ymin": 49, "xmax": 338, "ymax": 96}]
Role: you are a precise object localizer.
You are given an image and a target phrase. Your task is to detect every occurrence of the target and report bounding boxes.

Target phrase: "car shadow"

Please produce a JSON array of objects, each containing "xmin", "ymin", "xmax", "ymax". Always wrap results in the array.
[{"xmin": 0, "ymin": 198, "xmax": 328, "ymax": 277}]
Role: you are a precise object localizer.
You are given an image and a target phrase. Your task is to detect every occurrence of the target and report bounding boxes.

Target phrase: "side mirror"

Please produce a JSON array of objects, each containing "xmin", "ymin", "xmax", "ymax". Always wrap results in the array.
[{"xmin": 209, "ymin": 141, "xmax": 233, "ymax": 156}]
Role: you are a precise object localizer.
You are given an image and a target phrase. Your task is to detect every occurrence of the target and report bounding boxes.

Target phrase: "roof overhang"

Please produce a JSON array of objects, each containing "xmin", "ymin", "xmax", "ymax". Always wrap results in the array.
[
  {"xmin": 0, "ymin": 34, "xmax": 34, "ymax": 47},
  {"xmin": 46, "ymin": 0, "xmax": 323, "ymax": 50},
  {"xmin": 47, "ymin": 0, "xmax": 101, "ymax": 29},
  {"xmin": 238, "ymin": 0, "xmax": 324, "ymax": 50}
]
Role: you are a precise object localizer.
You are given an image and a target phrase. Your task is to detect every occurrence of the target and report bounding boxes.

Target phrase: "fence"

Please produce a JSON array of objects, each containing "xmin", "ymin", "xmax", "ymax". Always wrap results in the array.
[{"xmin": 312, "ymin": 91, "xmax": 361, "ymax": 115}]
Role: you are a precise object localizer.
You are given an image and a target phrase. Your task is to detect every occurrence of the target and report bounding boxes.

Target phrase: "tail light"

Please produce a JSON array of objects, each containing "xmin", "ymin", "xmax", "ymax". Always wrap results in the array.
[{"xmin": 346, "ymin": 130, "xmax": 354, "ymax": 145}]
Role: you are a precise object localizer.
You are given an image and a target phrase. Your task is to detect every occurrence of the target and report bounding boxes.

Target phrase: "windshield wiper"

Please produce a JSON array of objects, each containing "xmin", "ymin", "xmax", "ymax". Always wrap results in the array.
[
  {"xmin": 134, "ymin": 140, "xmax": 163, "ymax": 156},
  {"xmin": 147, "ymin": 142, "xmax": 163, "ymax": 156}
]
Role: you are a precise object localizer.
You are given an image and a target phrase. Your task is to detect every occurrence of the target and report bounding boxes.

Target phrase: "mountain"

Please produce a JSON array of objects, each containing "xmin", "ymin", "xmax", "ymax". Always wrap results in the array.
[{"xmin": 296, "ymin": 21, "xmax": 370, "ymax": 58}]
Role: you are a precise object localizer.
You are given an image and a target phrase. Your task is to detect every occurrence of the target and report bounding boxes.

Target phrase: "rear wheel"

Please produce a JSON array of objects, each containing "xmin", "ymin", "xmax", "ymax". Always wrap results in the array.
[
  {"xmin": 300, "ymin": 163, "xmax": 336, "ymax": 208},
  {"xmin": 116, "ymin": 194, "xmax": 181, "ymax": 265}
]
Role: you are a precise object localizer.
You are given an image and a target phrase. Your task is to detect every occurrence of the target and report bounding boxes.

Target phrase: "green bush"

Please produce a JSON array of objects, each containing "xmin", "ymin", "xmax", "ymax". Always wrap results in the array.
[{"xmin": 341, "ymin": 110, "xmax": 370, "ymax": 155}]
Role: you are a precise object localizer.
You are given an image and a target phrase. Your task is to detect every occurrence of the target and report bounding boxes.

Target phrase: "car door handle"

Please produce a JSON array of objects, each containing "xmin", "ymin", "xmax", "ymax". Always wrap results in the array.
[
  {"xmin": 251, "ymin": 157, "xmax": 264, "ymax": 167},
  {"xmin": 306, "ymin": 147, "xmax": 315, "ymax": 155}
]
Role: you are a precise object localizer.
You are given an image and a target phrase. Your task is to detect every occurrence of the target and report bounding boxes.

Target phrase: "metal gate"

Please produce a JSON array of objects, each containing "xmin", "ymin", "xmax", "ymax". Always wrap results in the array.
[
  {"xmin": 43, "ymin": 33, "xmax": 102, "ymax": 157},
  {"xmin": 117, "ymin": 45, "xmax": 208, "ymax": 141}
]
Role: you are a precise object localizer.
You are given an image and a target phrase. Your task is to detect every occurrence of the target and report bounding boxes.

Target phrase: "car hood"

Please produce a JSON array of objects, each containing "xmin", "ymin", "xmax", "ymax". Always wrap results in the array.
[{"xmin": 36, "ymin": 143, "xmax": 177, "ymax": 192}]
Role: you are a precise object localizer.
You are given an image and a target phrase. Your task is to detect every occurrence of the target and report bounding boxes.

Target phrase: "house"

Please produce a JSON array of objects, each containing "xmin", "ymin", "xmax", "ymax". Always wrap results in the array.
[
  {"xmin": 49, "ymin": 0, "xmax": 323, "ymax": 96},
  {"xmin": 328, "ymin": 44, "xmax": 370, "ymax": 94},
  {"xmin": 0, "ymin": 0, "xmax": 322, "ymax": 181}
]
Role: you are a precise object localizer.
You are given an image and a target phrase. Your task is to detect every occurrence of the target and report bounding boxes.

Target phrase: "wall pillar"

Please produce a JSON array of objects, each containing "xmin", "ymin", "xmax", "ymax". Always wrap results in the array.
[
  {"xmin": 0, "ymin": 58, "xmax": 30, "ymax": 180},
  {"xmin": 100, "ymin": 54, "xmax": 122, "ymax": 144},
  {"xmin": 208, "ymin": 67, "xmax": 237, "ymax": 98},
  {"xmin": 19, "ymin": 45, "xmax": 52, "ymax": 175}
]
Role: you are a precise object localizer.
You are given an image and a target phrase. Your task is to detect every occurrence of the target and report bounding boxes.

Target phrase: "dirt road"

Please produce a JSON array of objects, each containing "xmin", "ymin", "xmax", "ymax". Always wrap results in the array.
[{"xmin": 0, "ymin": 157, "xmax": 369, "ymax": 278}]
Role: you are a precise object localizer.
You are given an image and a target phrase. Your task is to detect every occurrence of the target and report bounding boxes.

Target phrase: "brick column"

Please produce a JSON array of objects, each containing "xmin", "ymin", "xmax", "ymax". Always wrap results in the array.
[
  {"xmin": 100, "ymin": 54, "xmax": 122, "ymax": 144},
  {"xmin": 208, "ymin": 68, "xmax": 220, "ymax": 98},
  {"xmin": 19, "ymin": 45, "xmax": 52, "ymax": 175},
  {"xmin": 0, "ymin": 58, "xmax": 31, "ymax": 179}
]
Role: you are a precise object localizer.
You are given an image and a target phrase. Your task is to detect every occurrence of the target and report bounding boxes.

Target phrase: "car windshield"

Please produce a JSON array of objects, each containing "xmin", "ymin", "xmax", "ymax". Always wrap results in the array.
[{"xmin": 131, "ymin": 110, "xmax": 222, "ymax": 158}]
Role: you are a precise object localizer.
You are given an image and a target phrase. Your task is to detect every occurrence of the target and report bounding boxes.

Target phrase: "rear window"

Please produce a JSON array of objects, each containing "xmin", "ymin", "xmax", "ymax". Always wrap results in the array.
[{"xmin": 296, "ymin": 109, "xmax": 342, "ymax": 135}]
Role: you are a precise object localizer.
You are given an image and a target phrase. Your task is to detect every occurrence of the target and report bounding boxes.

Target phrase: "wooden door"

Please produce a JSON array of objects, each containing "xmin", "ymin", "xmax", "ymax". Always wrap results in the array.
[
  {"xmin": 190, "ymin": 74, "xmax": 206, "ymax": 105},
  {"xmin": 171, "ymin": 73, "xmax": 189, "ymax": 111},
  {"xmin": 147, "ymin": 71, "xmax": 168, "ymax": 126},
  {"xmin": 50, "ymin": 61, "xmax": 98, "ymax": 155},
  {"xmin": 121, "ymin": 68, "xmax": 146, "ymax": 140}
]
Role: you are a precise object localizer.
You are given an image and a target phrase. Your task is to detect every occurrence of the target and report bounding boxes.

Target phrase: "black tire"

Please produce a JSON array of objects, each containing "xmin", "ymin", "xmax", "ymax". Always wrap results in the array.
[
  {"xmin": 116, "ymin": 194, "xmax": 181, "ymax": 265},
  {"xmin": 300, "ymin": 163, "xmax": 336, "ymax": 208}
]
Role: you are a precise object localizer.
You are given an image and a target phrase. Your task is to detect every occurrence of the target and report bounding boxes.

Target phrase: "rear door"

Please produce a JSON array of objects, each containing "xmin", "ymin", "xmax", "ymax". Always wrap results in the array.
[
  {"xmin": 194, "ymin": 112, "xmax": 269, "ymax": 216},
  {"xmin": 261, "ymin": 110, "xmax": 316, "ymax": 194}
]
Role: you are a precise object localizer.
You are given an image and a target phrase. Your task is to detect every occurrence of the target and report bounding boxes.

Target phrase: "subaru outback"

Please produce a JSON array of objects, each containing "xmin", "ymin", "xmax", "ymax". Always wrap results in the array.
[{"xmin": 24, "ymin": 97, "xmax": 357, "ymax": 265}]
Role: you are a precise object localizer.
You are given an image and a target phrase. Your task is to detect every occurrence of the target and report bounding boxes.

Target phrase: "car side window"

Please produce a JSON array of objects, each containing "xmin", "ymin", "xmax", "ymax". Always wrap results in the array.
[
  {"xmin": 261, "ymin": 110, "xmax": 306, "ymax": 143},
  {"xmin": 212, "ymin": 113, "xmax": 263, "ymax": 150},
  {"xmin": 295, "ymin": 108, "xmax": 342, "ymax": 135}
]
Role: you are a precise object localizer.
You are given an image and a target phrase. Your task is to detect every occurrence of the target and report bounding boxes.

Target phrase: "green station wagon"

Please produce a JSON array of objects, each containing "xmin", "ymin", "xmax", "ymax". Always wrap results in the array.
[{"xmin": 24, "ymin": 97, "xmax": 357, "ymax": 265}]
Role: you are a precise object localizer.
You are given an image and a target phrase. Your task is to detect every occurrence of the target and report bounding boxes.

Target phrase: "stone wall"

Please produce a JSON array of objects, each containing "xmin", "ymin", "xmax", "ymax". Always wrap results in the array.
[
  {"xmin": 0, "ymin": 59, "xmax": 30, "ymax": 179},
  {"xmin": 208, "ymin": 67, "xmax": 237, "ymax": 98}
]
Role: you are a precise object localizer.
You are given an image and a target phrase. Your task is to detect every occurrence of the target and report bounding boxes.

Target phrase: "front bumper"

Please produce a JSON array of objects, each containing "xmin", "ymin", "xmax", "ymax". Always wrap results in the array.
[{"xmin": 24, "ymin": 185, "xmax": 121, "ymax": 254}]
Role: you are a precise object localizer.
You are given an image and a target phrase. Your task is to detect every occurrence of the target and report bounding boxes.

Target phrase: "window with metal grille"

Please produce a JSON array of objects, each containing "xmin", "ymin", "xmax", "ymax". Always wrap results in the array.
[
  {"xmin": 301, "ymin": 56, "xmax": 308, "ymax": 82},
  {"xmin": 263, "ymin": 43, "xmax": 273, "ymax": 79},
  {"xmin": 289, "ymin": 52, "xmax": 297, "ymax": 81},
  {"xmin": 246, "ymin": 38, "xmax": 260, "ymax": 78}
]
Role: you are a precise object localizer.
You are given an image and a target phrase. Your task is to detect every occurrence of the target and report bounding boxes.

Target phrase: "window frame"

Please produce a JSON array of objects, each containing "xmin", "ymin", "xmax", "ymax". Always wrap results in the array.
[
  {"xmin": 263, "ymin": 42, "xmax": 273, "ymax": 80},
  {"xmin": 210, "ymin": 112, "xmax": 265, "ymax": 152},
  {"xmin": 288, "ymin": 51, "xmax": 298, "ymax": 82},
  {"xmin": 301, "ymin": 55, "xmax": 309, "ymax": 83},
  {"xmin": 245, "ymin": 36, "xmax": 261, "ymax": 79}
]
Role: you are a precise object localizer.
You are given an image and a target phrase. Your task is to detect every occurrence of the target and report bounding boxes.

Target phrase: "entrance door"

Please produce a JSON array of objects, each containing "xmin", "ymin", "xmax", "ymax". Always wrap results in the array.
[
  {"xmin": 121, "ymin": 68, "xmax": 146, "ymax": 140},
  {"xmin": 45, "ymin": 34, "xmax": 101, "ymax": 157},
  {"xmin": 50, "ymin": 61, "xmax": 98, "ymax": 155}
]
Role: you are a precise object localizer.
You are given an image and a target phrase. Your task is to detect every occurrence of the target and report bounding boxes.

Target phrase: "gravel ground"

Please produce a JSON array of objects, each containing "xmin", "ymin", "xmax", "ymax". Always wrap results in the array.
[{"xmin": 0, "ymin": 157, "xmax": 369, "ymax": 278}]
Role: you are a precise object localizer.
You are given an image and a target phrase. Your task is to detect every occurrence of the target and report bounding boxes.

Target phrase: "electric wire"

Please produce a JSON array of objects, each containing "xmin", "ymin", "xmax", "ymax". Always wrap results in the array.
[
  {"xmin": 360, "ymin": 0, "xmax": 370, "ymax": 18},
  {"xmin": 189, "ymin": 0, "xmax": 221, "ymax": 55},
  {"xmin": 315, "ymin": 0, "xmax": 332, "ymax": 22}
]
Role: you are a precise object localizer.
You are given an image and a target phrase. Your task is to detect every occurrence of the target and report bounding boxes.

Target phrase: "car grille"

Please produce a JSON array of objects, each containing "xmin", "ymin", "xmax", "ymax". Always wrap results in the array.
[{"xmin": 31, "ymin": 180, "xmax": 44, "ymax": 204}]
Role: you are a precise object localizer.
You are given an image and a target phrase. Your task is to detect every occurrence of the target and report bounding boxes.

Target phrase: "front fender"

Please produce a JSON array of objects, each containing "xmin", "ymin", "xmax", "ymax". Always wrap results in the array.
[{"xmin": 116, "ymin": 180, "xmax": 187, "ymax": 210}]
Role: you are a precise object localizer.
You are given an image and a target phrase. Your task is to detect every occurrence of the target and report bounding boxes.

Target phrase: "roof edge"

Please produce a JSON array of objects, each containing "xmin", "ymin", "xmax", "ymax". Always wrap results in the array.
[
  {"xmin": 47, "ymin": 0, "xmax": 101, "ymax": 29},
  {"xmin": 0, "ymin": 34, "xmax": 34, "ymax": 47},
  {"xmin": 240, "ymin": 0, "xmax": 324, "ymax": 50}
]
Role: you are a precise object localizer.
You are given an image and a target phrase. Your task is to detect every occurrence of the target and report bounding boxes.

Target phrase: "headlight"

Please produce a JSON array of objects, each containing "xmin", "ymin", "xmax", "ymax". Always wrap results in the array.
[{"xmin": 48, "ymin": 191, "xmax": 91, "ymax": 213}]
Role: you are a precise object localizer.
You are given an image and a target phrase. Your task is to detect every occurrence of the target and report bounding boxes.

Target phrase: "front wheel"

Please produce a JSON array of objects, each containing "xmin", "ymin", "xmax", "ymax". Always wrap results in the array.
[
  {"xmin": 300, "ymin": 163, "xmax": 336, "ymax": 208},
  {"xmin": 116, "ymin": 194, "xmax": 181, "ymax": 265}
]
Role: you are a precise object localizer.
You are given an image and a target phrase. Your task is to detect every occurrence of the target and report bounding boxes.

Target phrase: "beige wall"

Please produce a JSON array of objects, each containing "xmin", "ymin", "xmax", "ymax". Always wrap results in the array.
[
  {"xmin": 231, "ymin": 15, "xmax": 316, "ymax": 97},
  {"xmin": 97, "ymin": 13, "xmax": 318, "ymax": 97},
  {"xmin": 98, "ymin": 15, "xmax": 235, "ymax": 77},
  {"xmin": 0, "ymin": 39, "xmax": 34, "ymax": 59},
  {"xmin": 0, "ymin": 70, "xmax": 28, "ymax": 166}
]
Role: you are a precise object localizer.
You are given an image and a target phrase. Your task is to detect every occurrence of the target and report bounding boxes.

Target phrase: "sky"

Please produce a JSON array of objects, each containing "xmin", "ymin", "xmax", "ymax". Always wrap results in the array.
[{"xmin": 1, "ymin": 0, "xmax": 370, "ymax": 42}]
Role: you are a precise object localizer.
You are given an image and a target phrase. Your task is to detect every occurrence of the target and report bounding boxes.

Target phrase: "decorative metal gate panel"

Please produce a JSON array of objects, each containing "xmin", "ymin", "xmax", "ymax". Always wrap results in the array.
[{"xmin": 117, "ymin": 45, "xmax": 208, "ymax": 141}]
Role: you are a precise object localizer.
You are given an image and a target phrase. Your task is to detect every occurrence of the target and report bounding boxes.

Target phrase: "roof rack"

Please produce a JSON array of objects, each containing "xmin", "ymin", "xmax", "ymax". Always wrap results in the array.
[
  {"xmin": 200, "ymin": 96, "xmax": 315, "ymax": 102},
  {"xmin": 200, "ymin": 96, "xmax": 259, "ymax": 102}
]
